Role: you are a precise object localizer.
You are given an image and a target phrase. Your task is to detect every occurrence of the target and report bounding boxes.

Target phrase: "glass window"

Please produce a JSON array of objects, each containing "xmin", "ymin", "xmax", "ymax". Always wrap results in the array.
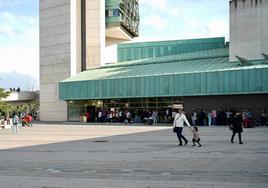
[
  {"xmin": 67, "ymin": 102, "xmax": 80, "ymax": 122},
  {"xmin": 106, "ymin": 9, "xmax": 120, "ymax": 17},
  {"xmin": 113, "ymin": 9, "xmax": 120, "ymax": 16}
]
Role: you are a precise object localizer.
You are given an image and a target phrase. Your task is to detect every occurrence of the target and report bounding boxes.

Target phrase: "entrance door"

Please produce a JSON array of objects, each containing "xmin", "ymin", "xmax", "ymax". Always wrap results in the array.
[{"xmin": 86, "ymin": 106, "xmax": 96, "ymax": 122}]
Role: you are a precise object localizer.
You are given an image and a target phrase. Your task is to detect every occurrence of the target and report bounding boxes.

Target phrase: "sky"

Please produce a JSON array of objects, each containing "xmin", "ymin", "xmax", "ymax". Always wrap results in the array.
[{"xmin": 0, "ymin": 0, "xmax": 229, "ymax": 81}]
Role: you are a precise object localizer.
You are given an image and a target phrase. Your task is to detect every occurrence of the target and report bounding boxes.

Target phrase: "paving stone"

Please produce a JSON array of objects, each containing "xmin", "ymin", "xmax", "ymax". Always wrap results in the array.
[{"xmin": 0, "ymin": 124, "xmax": 267, "ymax": 187}]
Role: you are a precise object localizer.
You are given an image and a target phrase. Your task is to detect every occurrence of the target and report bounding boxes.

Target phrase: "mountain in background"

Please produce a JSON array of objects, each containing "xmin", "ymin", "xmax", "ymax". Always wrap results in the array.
[{"xmin": 0, "ymin": 72, "xmax": 39, "ymax": 91}]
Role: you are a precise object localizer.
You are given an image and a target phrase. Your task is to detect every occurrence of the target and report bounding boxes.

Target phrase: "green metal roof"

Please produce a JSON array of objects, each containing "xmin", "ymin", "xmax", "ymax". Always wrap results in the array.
[
  {"xmin": 59, "ymin": 63, "xmax": 268, "ymax": 100},
  {"xmin": 61, "ymin": 57, "xmax": 267, "ymax": 83},
  {"xmin": 118, "ymin": 37, "xmax": 225, "ymax": 48},
  {"xmin": 107, "ymin": 47, "xmax": 229, "ymax": 68},
  {"xmin": 117, "ymin": 37, "xmax": 226, "ymax": 62},
  {"xmin": 61, "ymin": 48, "xmax": 231, "ymax": 82},
  {"xmin": 59, "ymin": 36, "xmax": 268, "ymax": 100},
  {"xmin": 59, "ymin": 47, "xmax": 268, "ymax": 100}
]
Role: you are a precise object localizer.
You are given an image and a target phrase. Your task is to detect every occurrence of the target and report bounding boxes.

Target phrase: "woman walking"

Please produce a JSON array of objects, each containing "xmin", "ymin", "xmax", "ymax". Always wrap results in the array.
[
  {"xmin": 173, "ymin": 108, "xmax": 191, "ymax": 146},
  {"xmin": 231, "ymin": 110, "xmax": 243, "ymax": 144}
]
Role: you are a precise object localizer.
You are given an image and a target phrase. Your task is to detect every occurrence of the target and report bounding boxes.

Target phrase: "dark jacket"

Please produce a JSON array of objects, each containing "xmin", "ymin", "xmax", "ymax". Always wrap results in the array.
[{"xmin": 231, "ymin": 114, "xmax": 243, "ymax": 133}]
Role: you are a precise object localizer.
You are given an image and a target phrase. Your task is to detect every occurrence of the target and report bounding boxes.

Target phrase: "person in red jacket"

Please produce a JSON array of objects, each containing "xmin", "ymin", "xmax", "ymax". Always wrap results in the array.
[
  {"xmin": 26, "ymin": 114, "xmax": 33, "ymax": 127},
  {"xmin": 86, "ymin": 112, "xmax": 90, "ymax": 122}
]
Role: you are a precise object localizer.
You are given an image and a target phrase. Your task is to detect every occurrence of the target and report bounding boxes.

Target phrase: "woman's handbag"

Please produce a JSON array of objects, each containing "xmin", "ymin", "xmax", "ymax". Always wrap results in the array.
[
  {"xmin": 228, "ymin": 124, "xmax": 234, "ymax": 131},
  {"xmin": 173, "ymin": 127, "xmax": 177, "ymax": 133}
]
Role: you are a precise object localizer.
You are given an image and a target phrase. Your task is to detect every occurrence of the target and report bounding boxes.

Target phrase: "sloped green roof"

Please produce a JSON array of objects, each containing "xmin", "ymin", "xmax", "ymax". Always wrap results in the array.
[
  {"xmin": 117, "ymin": 37, "xmax": 226, "ymax": 62},
  {"xmin": 59, "ymin": 45, "xmax": 268, "ymax": 100},
  {"xmin": 118, "ymin": 37, "xmax": 225, "ymax": 48},
  {"xmin": 61, "ymin": 45, "xmax": 268, "ymax": 83},
  {"xmin": 61, "ymin": 57, "xmax": 267, "ymax": 83},
  {"xmin": 106, "ymin": 47, "xmax": 229, "ymax": 68},
  {"xmin": 61, "ymin": 47, "xmax": 232, "ymax": 83}
]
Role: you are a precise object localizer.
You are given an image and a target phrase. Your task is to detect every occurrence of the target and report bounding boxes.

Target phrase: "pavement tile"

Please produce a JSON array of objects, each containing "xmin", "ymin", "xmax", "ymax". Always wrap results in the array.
[{"xmin": 0, "ymin": 125, "xmax": 267, "ymax": 187}]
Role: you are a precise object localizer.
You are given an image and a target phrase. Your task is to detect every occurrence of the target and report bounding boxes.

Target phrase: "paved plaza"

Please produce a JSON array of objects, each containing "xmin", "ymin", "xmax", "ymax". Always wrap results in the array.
[{"xmin": 0, "ymin": 124, "xmax": 267, "ymax": 188}]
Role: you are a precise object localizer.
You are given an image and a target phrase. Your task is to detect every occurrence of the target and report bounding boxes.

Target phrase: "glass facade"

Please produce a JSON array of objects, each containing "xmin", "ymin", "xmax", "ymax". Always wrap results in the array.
[
  {"xmin": 67, "ymin": 97, "xmax": 183, "ymax": 123},
  {"xmin": 105, "ymin": 0, "xmax": 139, "ymax": 38}
]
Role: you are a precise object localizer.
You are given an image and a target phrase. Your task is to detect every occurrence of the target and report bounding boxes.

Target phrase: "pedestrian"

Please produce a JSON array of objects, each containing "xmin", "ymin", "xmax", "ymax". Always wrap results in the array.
[
  {"xmin": 242, "ymin": 109, "xmax": 249, "ymax": 128},
  {"xmin": 226, "ymin": 108, "xmax": 232, "ymax": 126},
  {"xmin": 190, "ymin": 126, "xmax": 202, "ymax": 147},
  {"xmin": 212, "ymin": 110, "xmax": 217, "ymax": 126},
  {"xmin": 26, "ymin": 114, "xmax": 33, "ymax": 127},
  {"xmin": 126, "ymin": 111, "xmax": 131, "ymax": 124},
  {"xmin": 231, "ymin": 110, "xmax": 244, "ymax": 144},
  {"xmin": 86, "ymin": 111, "xmax": 90, "ymax": 122},
  {"xmin": 173, "ymin": 108, "xmax": 191, "ymax": 146},
  {"xmin": 207, "ymin": 112, "xmax": 212, "ymax": 126},
  {"xmin": 152, "ymin": 110, "xmax": 157, "ymax": 125},
  {"xmin": 98, "ymin": 110, "xmax": 102, "ymax": 122},
  {"xmin": 191, "ymin": 108, "xmax": 197, "ymax": 126},
  {"xmin": 260, "ymin": 109, "xmax": 267, "ymax": 126},
  {"xmin": 12, "ymin": 113, "xmax": 20, "ymax": 133},
  {"xmin": 32, "ymin": 110, "xmax": 37, "ymax": 120}
]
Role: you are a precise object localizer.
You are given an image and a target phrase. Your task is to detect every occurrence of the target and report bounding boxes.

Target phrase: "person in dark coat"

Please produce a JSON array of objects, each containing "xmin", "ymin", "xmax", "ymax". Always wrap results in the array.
[{"xmin": 231, "ymin": 110, "xmax": 243, "ymax": 144}]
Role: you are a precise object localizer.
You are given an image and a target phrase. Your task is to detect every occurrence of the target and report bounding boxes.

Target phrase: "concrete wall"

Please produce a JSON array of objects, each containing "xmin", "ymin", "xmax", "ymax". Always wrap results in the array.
[
  {"xmin": 40, "ymin": 0, "xmax": 72, "ymax": 121},
  {"xmin": 39, "ymin": 0, "xmax": 134, "ymax": 121},
  {"xmin": 229, "ymin": 0, "xmax": 268, "ymax": 61},
  {"xmin": 85, "ymin": 0, "xmax": 105, "ymax": 69},
  {"xmin": 3, "ymin": 91, "xmax": 38, "ymax": 102}
]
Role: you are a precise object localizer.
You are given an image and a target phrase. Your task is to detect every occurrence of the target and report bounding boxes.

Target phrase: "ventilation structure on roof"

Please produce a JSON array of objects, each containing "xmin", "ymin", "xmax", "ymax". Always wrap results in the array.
[
  {"xmin": 235, "ymin": 55, "xmax": 252, "ymax": 66},
  {"xmin": 261, "ymin": 53, "xmax": 268, "ymax": 64}
]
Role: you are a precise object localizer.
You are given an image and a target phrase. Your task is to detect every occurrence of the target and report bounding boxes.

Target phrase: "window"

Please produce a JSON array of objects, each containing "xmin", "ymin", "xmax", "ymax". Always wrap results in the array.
[
  {"xmin": 113, "ymin": 9, "xmax": 120, "ymax": 16},
  {"xmin": 106, "ymin": 9, "xmax": 120, "ymax": 17}
]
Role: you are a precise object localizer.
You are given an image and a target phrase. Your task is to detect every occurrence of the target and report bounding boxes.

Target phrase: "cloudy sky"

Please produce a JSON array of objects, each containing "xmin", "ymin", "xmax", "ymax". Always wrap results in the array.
[{"xmin": 0, "ymin": 0, "xmax": 229, "ymax": 80}]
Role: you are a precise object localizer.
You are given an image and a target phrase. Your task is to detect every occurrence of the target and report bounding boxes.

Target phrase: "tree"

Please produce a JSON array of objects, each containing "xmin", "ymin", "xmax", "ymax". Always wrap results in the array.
[
  {"xmin": 0, "ymin": 88, "xmax": 10, "ymax": 100},
  {"xmin": 0, "ymin": 88, "xmax": 11, "ymax": 116}
]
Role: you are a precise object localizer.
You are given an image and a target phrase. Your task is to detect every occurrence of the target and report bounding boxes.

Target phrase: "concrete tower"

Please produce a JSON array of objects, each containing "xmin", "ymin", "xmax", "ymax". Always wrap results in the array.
[
  {"xmin": 39, "ymin": 0, "xmax": 139, "ymax": 121},
  {"xmin": 229, "ymin": 0, "xmax": 268, "ymax": 61}
]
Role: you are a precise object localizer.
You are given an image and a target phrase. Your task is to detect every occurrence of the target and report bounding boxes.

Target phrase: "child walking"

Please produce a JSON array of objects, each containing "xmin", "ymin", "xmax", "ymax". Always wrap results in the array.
[{"xmin": 190, "ymin": 126, "xmax": 202, "ymax": 147}]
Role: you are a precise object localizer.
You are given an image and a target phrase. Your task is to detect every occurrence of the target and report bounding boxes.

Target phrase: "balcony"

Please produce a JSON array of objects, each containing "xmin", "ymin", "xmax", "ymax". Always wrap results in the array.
[{"xmin": 105, "ymin": 0, "xmax": 139, "ymax": 41}]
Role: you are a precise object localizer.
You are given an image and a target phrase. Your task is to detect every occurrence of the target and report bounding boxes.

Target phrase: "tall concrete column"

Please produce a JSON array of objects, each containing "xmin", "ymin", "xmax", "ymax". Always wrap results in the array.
[
  {"xmin": 85, "ymin": 0, "xmax": 106, "ymax": 69},
  {"xmin": 40, "ymin": 0, "xmax": 81, "ymax": 121}
]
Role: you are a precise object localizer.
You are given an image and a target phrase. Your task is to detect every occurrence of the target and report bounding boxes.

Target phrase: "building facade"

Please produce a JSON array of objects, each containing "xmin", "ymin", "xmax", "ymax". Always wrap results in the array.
[
  {"xmin": 59, "ymin": 37, "xmax": 268, "ymax": 122},
  {"xmin": 39, "ymin": 0, "xmax": 139, "ymax": 121},
  {"xmin": 41, "ymin": 0, "xmax": 268, "ymax": 123}
]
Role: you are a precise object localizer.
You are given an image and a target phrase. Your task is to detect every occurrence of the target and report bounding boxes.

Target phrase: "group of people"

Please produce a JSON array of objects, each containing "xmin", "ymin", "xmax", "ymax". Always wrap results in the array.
[
  {"xmin": 85, "ymin": 109, "xmax": 159, "ymax": 125},
  {"xmin": 9, "ymin": 87, "xmax": 21, "ymax": 92},
  {"xmin": 11, "ymin": 112, "xmax": 33, "ymax": 133},
  {"xmin": 173, "ymin": 108, "xmax": 245, "ymax": 147},
  {"xmin": 84, "ymin": 108, "xmax": 267, "ymax": 128},
  {"xmin": 189, "ymin": 108, "xmax": 267, "ymax": 127}
]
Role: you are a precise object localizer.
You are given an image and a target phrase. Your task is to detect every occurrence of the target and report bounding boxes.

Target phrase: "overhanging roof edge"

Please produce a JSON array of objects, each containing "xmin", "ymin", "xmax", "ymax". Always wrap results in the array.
[{"xmin": 60, "ymin": 63, "xmax": 268, "ymax": 84}]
